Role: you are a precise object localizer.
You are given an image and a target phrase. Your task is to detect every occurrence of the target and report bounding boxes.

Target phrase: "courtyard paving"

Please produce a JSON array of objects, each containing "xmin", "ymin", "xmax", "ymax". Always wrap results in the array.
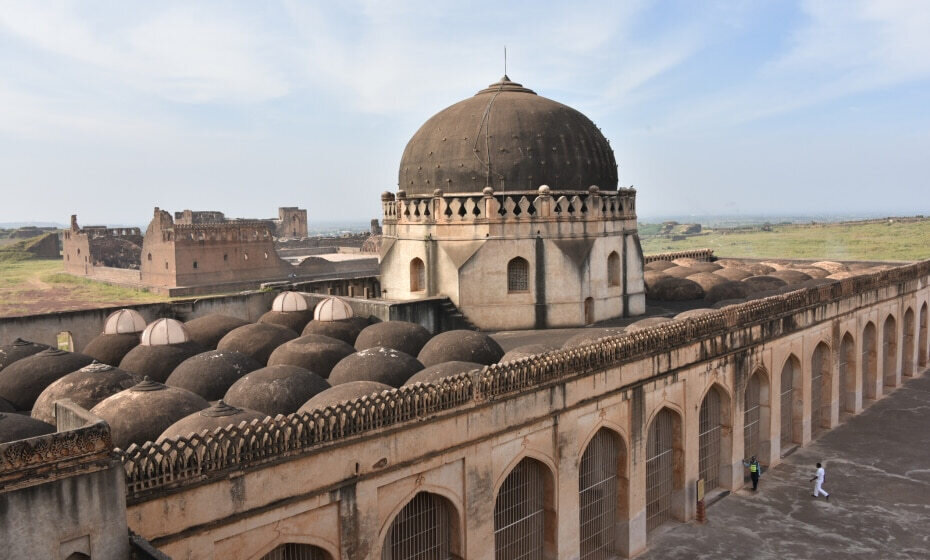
[{"xmin": 637, "ymin": 370, "xmax": 930, "ymax": 560}]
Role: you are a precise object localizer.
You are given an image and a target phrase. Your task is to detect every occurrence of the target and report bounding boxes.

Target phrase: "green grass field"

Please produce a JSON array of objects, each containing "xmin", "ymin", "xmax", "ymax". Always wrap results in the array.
[
  {"xmin": 0, "ymin": 258, "xmax": 166, "ymax": 317},
  {"xmin": 640, "ymin": 218, "xmax": 930, "ymax": 261}
]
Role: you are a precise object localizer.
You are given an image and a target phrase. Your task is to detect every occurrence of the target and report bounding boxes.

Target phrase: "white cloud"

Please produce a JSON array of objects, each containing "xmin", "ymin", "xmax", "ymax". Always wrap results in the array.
[
  {"xmin": 658, "ymin": 0, "xmax": 930, "ymax": 130},
  {"xmin": 0, "ymin": 2, "xmax": 291, "ymax": 103}
]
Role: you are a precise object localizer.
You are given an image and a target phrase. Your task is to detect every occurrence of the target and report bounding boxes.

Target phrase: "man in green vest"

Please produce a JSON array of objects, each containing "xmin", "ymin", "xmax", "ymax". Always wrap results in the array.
[{"xmin": 743, "ymin": 456, "xmax": 762, "ymax": 491}]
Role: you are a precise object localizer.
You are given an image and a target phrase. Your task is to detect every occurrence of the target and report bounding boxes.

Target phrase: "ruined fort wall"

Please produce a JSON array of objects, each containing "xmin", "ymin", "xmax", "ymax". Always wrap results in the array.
[{"xmin": 122, "ymin": 263, "xmax": 930, "ymax": 559}]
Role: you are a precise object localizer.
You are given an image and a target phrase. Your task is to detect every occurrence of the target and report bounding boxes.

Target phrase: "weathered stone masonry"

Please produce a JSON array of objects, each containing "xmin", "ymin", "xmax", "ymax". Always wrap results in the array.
[{"xmin": 119, "ymin": 260, "xmax": 930, "ymax": 559}]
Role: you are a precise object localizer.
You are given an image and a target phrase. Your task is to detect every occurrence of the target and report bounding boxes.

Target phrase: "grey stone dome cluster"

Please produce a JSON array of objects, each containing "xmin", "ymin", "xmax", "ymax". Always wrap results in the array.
[
  {"xmin": 225, "ymin": 365, "xmax": 330, "ymax": 416},
  {"xmin": 157, "ymin": 400, "xmax": 266, "ymax": 441},
  {"xmin": 166, "ymin": 350, "xmax": 262, "ymax": 401},
  {"xmin": 642, "ymin": 259, "xmax": 855, "ymax": 305},
  {"xmin": 32, "ymin": 362, "xmax": 138, "ymax": 424},
  {"xmin": 329, "ymin": 347, "xmax": 424, "ymax": 387},
  {"xmin": 0, "ymin": 338, "xmax": 49, "ymax": 372},
  {"xmin": 355, "ymin": 321, "xmax": 432, "ymax": 356},
  {"xmin": 0, "ymin": 348, "xmax": 95, "ymax": 411},
  {"xmin": 417, "ymin": 330, "xmax": 504, "ymax": 367},
  {"xmin": 0, "ymin": 412, "xmax": 54, "ymax": 443},
  {"xmin": 298, "ymin": 381, "xmax": 392, "ymax": 414},
  {"xmin": 90, "ymin": 377, "xmax": 209, "ymax": 449},
  {"xmin": 217, "ymin": 323, "xmax": 299, "ymax": 365},
  {"xmin": 184, "ymin": 314, "xmax": 250, "ymax": 349},
  {"xmin": 302, "ymin": 317, "xmax": 370, "ymax": 345},
  {"xmin": 267, "ymin": 334, "xmax": 356, "ymax": 377}
]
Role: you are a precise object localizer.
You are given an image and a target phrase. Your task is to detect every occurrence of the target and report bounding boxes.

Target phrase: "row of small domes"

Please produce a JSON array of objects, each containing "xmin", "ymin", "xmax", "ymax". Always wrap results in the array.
[{"xmin": 0, "ymin": 293, "xmax": 510, "ymax": 448}]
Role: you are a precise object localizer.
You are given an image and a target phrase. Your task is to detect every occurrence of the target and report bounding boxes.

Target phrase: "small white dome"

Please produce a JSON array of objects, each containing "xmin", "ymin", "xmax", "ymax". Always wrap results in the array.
[
  {"xmin": 103, "ymin": 309, "xmax": 147, "ymax": 335},
  {"xmin": 140, "ymin": 318, "xmax": 190, "ymax": 346},
  {"xmin": 313, "ymin": 297, "xmax": 353, "ymax": 322},
  {"xmin": 272, "ymin": 292, "xmax": 309, "ymax": 313}
]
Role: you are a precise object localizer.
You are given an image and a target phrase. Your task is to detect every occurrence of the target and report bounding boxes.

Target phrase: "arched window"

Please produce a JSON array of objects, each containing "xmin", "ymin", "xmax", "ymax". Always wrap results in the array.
[
  {"xmin": 862, "ymin": 322, "xmax": 878, "ymax": 402},
  {"xmin": 383, "ymin": 492, "xmax": 458, "ymax": 560},
  {"xmin": 56, "ymin": 331, "xmax": 74, "ymax": 352},
  {"xmin": 607, "ymin": 251, "xmax": 620, "ymax": 287},
  {"xmin": 192, "ymin": 261, "xmax": 198, "ymax": 269},
  {"xmin": 903, "ymin": 308, "xmax": 915, "ymax": 377},
  {"xmin": 410, "ymin": 258, "xmax": 426, "ymax": 292},
  {"xmin": 743, "ymin": 368, "xmax": 770, "ymax": 467},
  {"xmin": 494, "ymin": 458, "xmax": 554, "ymax": 559},
  {"xmin": 699, "ymin": 386, "xmax": 729, "ymax": 491},
  {"xmin": 780, "ymin": 355, "xmax": 801, "ymax": 448},
  {"xmin": 646, "ymin": 408, "xmax": 682, "ymax": 533},
  {"xmin": 579, "ymin": 429, "xmax": 626, "ymax": 560},
  {"xmin": 839, "ymin": 333, "xmax": 856, "ymax": 414},
  {"xmin": 147, "ymin": 253, "xmax": 152, "ymax": 262},
  {"xmin": 883, "ymin": 315, "xmax": 897, "ymax": 388},
  {"xmin": 811, "ymin": 342, "xmax": 831, "ymax": 436},
  {"xmin": 260, "ymin": 543, "xmax": 331, "ymax": 560},
  {"xmin": 919, "ymin": 303, "xmax": 928, "ymax": 368},
  {"xmin": 507, "ymin": 257, "xmax": 529, "ymax": 293}
]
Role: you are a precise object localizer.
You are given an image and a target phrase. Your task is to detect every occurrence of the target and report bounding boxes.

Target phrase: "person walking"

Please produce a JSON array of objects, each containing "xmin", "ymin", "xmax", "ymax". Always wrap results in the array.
[
  {"xmin": 743, "ymin": 456, "xmax": 762, "ymax": 491},
  {"xmin": 810, "ymin": 462, "xmax": 830, "ymax": 500}
]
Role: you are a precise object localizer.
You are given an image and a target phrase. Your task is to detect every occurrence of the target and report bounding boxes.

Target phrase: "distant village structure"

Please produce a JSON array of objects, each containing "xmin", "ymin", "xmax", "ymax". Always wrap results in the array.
[{"xmin": 62, "ymin": 206, "xmax": 378, "ymax": 296}]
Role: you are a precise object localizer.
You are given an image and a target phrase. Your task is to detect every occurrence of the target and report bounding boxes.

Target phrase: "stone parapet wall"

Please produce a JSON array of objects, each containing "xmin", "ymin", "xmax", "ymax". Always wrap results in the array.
[
  {"xmin": 643, "ymin": 248, "xmax": 715, "ymax": 263},
  {"xmin": 382, "ymin": 188, "xmax": 636, "ymax": 235},
  {"xmin": 0, "ymin": 400, "xmax": 112, "ymax": 492},
  {"xmin": 119, "ymin": 259, "xmax": 930, "ymax": 503}
]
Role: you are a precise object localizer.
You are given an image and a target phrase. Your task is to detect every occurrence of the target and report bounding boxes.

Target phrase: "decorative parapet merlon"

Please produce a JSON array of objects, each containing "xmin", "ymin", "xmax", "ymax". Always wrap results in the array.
[
  {"xmin": 0, "ymin": 400, "xmax": 113, "ymax": 491},
  {"xmin": 382, "ymin": 186, "xmax": 637, "ymax": 225},
  {"xmin": 117, "ymin": 259, "xmax": 930, "ymax": 501},
  {"xmin": 644, "ymin": 248, "xmax": 715, "ymax": 264}
]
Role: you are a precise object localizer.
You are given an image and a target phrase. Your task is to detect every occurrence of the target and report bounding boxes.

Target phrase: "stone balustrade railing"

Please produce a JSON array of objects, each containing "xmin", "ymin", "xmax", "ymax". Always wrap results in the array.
[
  {"xmin": 643, "ymin": 248, "xmax": 715, "ymax": 263},
  {"xmin": 382, "ymin": 187, "xmax": 636, "ymax": 226},
  {"xmin": 118, "ymin": 259, "xmax": 930, "ymax": 500},
  {"xmin": 1, "ymin": 400, "xmax": 113, "ymax": 490}
]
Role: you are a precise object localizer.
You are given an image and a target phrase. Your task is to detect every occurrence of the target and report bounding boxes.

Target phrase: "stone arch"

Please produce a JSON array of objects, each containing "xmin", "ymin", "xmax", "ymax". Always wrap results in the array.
[
  {"xmin": 779, "ymin": 354, "xmax": 802, "ymax": 449},
  {"xmin": 810, "ymin": 341, "xmax": 832, "ymax": 436},
  {"xmin": 254, "ymin": 542, "xmax": 335, "ymax": 560},
  {"xmin": 578, "ymin": 427, "xmax": 628, "ymax": 560},
  {"xmin": 862, "ymin": 321, "xmax": 878, "ymax": 402},
  {"xmin": 607, "ymin": 251, "xmax": 621, "ymax": 287},
  {"xmin": 645, "ymin": 406, "xmax": 684, "ymax": 533},
  {"xmin": 839, "ymin": 332, "xmax": 857, "ymax": 414},
  {"xmin": 410, "ymin": 258, "xmax": 425, "ymax": 292},
  {"xmin": 381, "ymin": 491, "xmax": 462, "ymax": 560},
  {"xmin": 507, "ymin": 256, "xmax": 529, "ymax": 293},
  {"xmin": 494, "ymin": 456, "xmax": 557, "ymax": 560},
  {"xmin": 698, "ymin": 382, "xmax": 732, "ymax": 492},
  {"xmin": 883, "ymin": 314, "xmax": 898, "ymax": 388},
  {"xmin": 584, "ymin": 297, "xmax": 595, "ymax": 325},
  {"xmin": 903, "ymin": 307, "xmax": 915, "ymax": 377},
  {"xmin": 920, "ymin": 303, "xmax": 928, "ymax": 369},
  {"xmin": 743, "ymin": 366, "xmax": 771, "ymax": 468}
]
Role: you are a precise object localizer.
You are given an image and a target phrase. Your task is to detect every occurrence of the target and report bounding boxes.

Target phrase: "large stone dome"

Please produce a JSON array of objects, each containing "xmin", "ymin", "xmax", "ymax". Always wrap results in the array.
[
  {"xmin": 398, "ymin": 76, "xmax": 617, "ymax": 195},
  {"xmin": 32, "ymin": 362, "xmax": 138, "ymax": 425}
]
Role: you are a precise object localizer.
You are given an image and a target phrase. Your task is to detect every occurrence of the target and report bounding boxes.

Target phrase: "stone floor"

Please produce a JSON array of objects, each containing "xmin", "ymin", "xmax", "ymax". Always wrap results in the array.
[{"xmin": 637, "ymin": 370, "xmax": 930, "ymax": 560}]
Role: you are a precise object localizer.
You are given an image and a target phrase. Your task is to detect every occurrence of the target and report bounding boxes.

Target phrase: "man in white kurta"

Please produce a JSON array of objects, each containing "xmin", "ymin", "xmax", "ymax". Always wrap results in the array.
[{"xmin": 810, "ymin": 462, "xmax": 830, "ymax": 499}]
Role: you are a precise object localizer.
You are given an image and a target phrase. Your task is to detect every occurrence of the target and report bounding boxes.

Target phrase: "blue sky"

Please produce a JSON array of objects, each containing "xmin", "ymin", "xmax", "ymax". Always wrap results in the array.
[{"xmin": 0, "ymin": 0, "xmax": 928, "ymax": 225}]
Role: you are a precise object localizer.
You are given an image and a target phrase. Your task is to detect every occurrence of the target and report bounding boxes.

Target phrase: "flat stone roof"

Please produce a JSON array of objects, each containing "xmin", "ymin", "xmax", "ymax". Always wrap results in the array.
[{"xmin": 637, "ymin": 371, "xmax": 930, "ymax": 559}]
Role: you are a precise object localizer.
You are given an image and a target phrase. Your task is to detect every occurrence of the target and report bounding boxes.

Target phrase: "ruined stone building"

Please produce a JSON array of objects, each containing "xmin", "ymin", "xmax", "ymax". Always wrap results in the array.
[
  {"xmin": 60, "ymin": 206, "xmax": 378, "ymax": 296},
  {"xmin": 141, "ymin": 207, "xmax": 294, "ymax": 289}
]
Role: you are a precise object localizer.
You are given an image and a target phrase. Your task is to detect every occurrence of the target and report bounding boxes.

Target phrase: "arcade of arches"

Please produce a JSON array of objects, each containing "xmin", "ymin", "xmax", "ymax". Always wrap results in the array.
[{"xmin": 133, "ymin": 289, "xmax": 930, "ymax": 560}]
